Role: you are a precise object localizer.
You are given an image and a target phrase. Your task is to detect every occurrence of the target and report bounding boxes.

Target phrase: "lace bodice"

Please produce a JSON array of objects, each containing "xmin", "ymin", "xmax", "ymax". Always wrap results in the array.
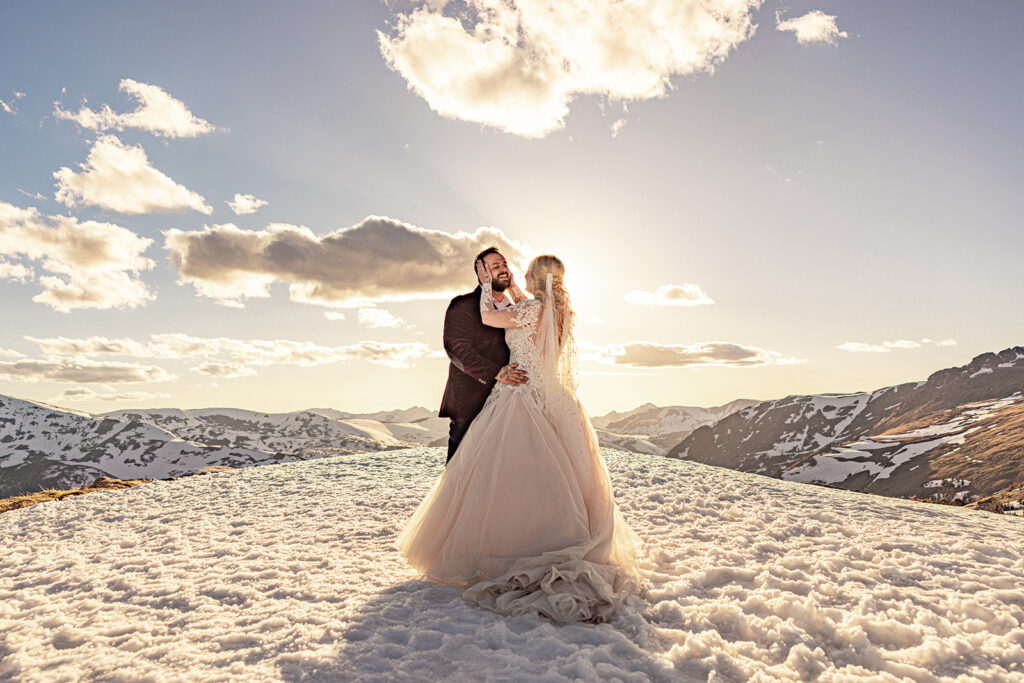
[
  {"xmin": 504, "ymin": 299, "xmax": 543, "ymax": 376},
  {"xmin": 479, "ymin": 290, "xmax": 581, "ymax": 444}
]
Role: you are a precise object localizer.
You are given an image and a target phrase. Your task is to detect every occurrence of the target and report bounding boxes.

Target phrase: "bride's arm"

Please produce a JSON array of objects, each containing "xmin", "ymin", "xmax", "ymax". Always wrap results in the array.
[
  {"xmin": 507, "ymin": 277, "xmax": 527, "ymax": 304},
  {"xmin": 479, "ymin": 282, "xmax": 518, "ymax": 328},
  {"xmin": 476, "ymin": 260, "xmax": 530, "ymax": 328}
]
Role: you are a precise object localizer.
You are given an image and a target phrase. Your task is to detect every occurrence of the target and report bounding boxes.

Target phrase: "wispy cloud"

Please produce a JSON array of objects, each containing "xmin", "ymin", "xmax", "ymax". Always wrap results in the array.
[
  {"xmin": 192, "ymin": 362, "xmax": 258, "ymax": 378},
  {"xmin": 164, "ymin": 216, "xmax": 528, "ymax": 308},
  {"xmin": 583, "ymin": 341, "xmax": 804, "ymax": 368},
  {"xmin": 54, "ymin": 79, "xmax": 219, "ymax": 138},
  {"xmin": 0, "ymin": 357, "xmax": 175, "ymax": 384},
  {"xmin": 0, "ymin": 91, "xmax": 25, "ymax": 115},
  {"xmin": 358, "ymin": 307, "xmax": 408, "ymax": 329},
  {"xmin": 25, "ymin": 333, "xmax": 435, "ymax": 372},
  {"xmin": 379, "ymin": 0, "xmax": 761, "ymax": 138},
  {"xmin": 776, "ymin": 10, "xmax": 848, "ymax": 46},
  {"xmin": 0, "ymin": 200, "xmax": 155, "ymax": 312},
  {"xmin": 838, "ymin": 338, "xmax": 957, "ymax": 353},
  {"xmin": 625, "ymin": 284, "xmax": 714, "ymax": 307},
  {"xmin": 54, "ymin": 135, "xmax": 213, "ymax": 215},
  {"xmin": 53, "ymin": 386, "xmax": 172, "ymax": 402},
  {"xmin": 227, "ymin": 193, "xmax": 268, "ymax": 216}
]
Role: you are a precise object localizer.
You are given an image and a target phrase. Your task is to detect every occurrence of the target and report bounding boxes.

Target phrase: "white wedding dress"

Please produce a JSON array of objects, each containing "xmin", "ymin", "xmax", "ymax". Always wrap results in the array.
[{"xmin": 396, "ymin": 283, "xmax": 644, "ymax": 624}]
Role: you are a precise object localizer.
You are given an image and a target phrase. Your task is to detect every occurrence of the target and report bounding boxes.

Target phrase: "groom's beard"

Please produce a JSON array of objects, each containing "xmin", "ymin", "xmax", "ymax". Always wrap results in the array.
[{"xmin": 491, "ymin": 273, "xmax": 512, "ymax": 292}]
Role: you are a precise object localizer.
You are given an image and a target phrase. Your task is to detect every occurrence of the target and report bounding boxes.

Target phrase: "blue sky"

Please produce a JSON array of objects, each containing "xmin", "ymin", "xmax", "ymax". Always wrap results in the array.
[{"xmin": 1, "ymin": 1, "xmax": 1021, "ymax": 415}]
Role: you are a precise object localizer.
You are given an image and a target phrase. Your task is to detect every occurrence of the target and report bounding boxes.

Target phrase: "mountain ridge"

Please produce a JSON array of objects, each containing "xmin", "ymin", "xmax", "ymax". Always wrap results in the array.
[{"xmin": 668, "ymin": 347, "xmax": 1024, "ymax": 508}]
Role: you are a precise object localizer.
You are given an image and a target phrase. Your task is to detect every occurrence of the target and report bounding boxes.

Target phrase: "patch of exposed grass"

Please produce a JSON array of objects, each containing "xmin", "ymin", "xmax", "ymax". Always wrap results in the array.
[{"xmin": 0, "ymin": 477, "xmax": 154, "ymax": 514}]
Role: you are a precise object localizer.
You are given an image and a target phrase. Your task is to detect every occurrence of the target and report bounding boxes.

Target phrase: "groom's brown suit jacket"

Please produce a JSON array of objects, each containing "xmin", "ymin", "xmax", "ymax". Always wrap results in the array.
[{"xmin": 439, "ymin": 286, "xmax": 510, "ymax": 421}]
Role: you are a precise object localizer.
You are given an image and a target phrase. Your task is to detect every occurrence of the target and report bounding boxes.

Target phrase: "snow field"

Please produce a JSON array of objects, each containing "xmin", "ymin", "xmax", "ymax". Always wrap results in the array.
[{"xmin": 1, "ymin": 448, "xmax": 1022, "ymax": 681}]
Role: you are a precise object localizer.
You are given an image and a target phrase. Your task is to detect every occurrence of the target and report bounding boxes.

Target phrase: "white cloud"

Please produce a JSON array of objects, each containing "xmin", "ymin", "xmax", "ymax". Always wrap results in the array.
[
  {"xmin": 53, "ymin": 386, "xmax": 172, "ymax": 402},
  {"xmin": 610, "ymin": 119, "xmax": 627, "ymax": 138},
  {"xmin": 24, "ymin": 333, "xmax": 435, "ymax": 374},
  {"xmin": 0, "ymin": 357, "xmax": 175, "ymax": 384},
  {"xmin": 324, "ymin": 311, "xmax": 347, "ymax": 321},
  {"xmin": 192, "ymin": 362, "xmax": 258, "ymax": 378},
  {"xmin": 0, "ymin": 348, "xmax": 25, "ymax": 359},
  {"xmin": 164, "ymin": 216, "xmax": 528, "ymax": 308},
  {"xmin": 54, "ymin": 135, "xmax": 213, "ymax": 215},
  {"xmin": 776, "ymin": 10, "xmax": 848, "ymax": 45},
  {"xmin": 584, "ymin": 340, "xmax": 804, "ymax": 368},
  {"xmin": 54, "ymin": 79, "xmax": 218, "ymax": 138},
  {"xmin": 625, "ymin": 284, "xmax": 714, "ymax": 307},
  {"xmin": 0, "ymin": 200, "xmax": 155, "ymax": 312},
  {"xmin": 227, "ymin": 193, "xmax": 268, "ymax": 216},
  {"xmin": 0, "ymin": 91, "xmax": 25, "ymax": 114},
  {"xmin": 17, "ymin": 189, "xmax": 47, "ymax": 201},
  {"xmin": 0, "ymin": 259, "xmax": 33, "ymax": 283},
  {"xmin": 379, "ymin": 0, "xmax": 761, "ymax": 138},
  {"xmin": 358, "ymin": 307, "xmax": 407, "ymax": 329},
  {"xmin": 839, "ymin": 338, "xmax": 958, "ymax": 353}
]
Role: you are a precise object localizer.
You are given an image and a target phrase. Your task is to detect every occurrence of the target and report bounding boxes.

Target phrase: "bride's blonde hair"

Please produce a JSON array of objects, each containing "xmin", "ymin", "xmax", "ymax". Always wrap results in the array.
[{"xmin": 527, "ymin": 254, "xmax": 575, "ymax": 344}]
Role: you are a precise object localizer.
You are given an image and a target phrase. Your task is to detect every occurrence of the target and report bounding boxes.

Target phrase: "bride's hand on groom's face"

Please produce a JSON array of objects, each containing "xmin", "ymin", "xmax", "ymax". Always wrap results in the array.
[{"xmin": 475, "ymin": 259, "xmax": 492, "ymax": 284}]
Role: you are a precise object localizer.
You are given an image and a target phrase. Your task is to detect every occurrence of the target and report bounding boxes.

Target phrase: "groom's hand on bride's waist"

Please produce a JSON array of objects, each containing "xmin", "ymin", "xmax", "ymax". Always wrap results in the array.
[{"xmin": 496, "ymin": 363, "xmax": 528, "ymax": 385}]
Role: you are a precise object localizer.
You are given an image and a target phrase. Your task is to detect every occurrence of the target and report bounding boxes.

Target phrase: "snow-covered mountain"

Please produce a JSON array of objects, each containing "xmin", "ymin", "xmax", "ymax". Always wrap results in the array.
[
  {"xmin": 2, "ymin": 448, "xmax": 1021, "ymax": 680},
  {"xmin": 591, "ymin": 399, "xmax": 757, "ymax": 454},
  {"xmin": 0, "ymin": 397, "xmax": 449, "ymax": 498},
  {"xmin": 1, "ymin": 390, "xmax": 756, "ymax": 498},
  {"xmin": 669, "ymin": 347, "xmax": 1024, "ymax": 506}
]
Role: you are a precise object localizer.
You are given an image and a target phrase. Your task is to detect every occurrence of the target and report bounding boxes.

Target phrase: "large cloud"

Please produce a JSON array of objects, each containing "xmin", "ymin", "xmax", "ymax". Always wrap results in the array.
[
  {"xmin": 776, "ymin": 11, "xmax": 847, "ymax": 45},
  {"xmin": 379, "ymin": 0, "xmax": 762, "ymax": 137},
  {"xmin": 54, "ymin": 135, "xmax": 213, "ymax": 215},
  {"xmin": 54, "ymin": 79, "xmax": 218, "ymax": 138},
  {"xmin": 586, "ymin": 341, "xmax": 804, "ymax": 368},
  {"xmin": 0, "ymin": 357, "xmax": 174, "ymax": 384},
  {"xmin": 164, "ymin": 216, "xmax": 528, "ymax": 307},
  {"xmin": 0, "ymin": 201, "xmax": 155, "ymax": 311},
  {"xmin": 25, "ymin": 333, "xmax": 434, "ymax": 371}
]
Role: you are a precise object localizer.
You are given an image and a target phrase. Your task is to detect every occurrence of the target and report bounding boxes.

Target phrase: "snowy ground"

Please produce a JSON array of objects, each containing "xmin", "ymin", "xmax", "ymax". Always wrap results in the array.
[{"xmin": 2, "ymin": 449, "xmax": 1023, "ymax": 682}]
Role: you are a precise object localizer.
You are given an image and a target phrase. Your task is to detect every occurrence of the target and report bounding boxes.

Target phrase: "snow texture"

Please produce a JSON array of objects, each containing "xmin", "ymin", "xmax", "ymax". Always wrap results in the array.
[{"xmin": 2, "ymin": 448, "xmax": 1023, "ymax": 681}]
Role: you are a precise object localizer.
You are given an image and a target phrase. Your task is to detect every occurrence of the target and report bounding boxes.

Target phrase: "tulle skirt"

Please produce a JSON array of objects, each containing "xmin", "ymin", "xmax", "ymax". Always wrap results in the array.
[{"xmin": 396, "ymin": 384, "xmax": 644, "ymax": 623}]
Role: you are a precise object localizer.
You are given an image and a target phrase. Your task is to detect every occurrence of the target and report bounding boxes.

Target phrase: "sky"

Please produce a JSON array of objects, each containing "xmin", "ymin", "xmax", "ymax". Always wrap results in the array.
[{"xmin": 1, "ymin": 1, "xmax": 1022, "ymax": 416}]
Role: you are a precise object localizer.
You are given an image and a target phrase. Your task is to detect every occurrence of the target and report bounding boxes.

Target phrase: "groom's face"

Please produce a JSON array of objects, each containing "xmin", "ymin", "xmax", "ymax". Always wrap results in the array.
[{"xmin": 481, "ymin": 253, "xmax": 512, "ymax": 292}]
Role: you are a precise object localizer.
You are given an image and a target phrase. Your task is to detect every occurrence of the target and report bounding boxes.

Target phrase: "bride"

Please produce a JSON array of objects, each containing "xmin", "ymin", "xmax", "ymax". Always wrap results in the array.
[{"xmin": 396, "ymin": 254, "xmax": 645, "ymax": 624}]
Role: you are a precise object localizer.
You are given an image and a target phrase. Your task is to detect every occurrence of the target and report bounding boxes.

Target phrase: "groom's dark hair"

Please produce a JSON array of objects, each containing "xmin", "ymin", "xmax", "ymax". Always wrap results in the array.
[{"xmin": 474, "ymin": 246, "xmax": 502, "ymax": 281}]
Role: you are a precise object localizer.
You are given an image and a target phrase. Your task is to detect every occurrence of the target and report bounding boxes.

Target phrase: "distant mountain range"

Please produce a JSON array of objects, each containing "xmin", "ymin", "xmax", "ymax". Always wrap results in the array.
[
  {"xmin": 0, "ymin": 395, "xmax": 750, "ymax": 498},
  {"xmin": 591, "ymin": 399, "xmax": 758, "ymax": 453},
  {"xmin": 669, "ymin": 347, "xmax": 1024, "ymax": 509},
  {"xmin": 0, "ymin": 400, "xmax": 444, "ymax": 498},
  {"xmin": 3, "ymin": 348, "xmax": 1022, "ymax": 511}
]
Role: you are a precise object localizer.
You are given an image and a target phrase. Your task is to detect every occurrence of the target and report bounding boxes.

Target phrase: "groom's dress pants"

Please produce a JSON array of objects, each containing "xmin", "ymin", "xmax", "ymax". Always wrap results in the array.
[{"xmin": 447, "ymin": 417, "xmax": 473, "ymax": 464}]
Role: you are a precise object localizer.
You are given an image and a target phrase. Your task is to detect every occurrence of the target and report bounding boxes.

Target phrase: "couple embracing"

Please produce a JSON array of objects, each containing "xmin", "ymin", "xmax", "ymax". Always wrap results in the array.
[{"xmin": 396, "ymin": 248, "xmax": 645, "ymax": 624}]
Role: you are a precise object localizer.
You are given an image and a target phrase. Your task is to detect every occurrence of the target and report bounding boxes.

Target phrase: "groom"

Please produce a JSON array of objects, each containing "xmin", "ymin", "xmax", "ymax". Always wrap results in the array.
[{"xmin": 439, "ymin": 246, "xmax": 528, "ymax": 464}]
